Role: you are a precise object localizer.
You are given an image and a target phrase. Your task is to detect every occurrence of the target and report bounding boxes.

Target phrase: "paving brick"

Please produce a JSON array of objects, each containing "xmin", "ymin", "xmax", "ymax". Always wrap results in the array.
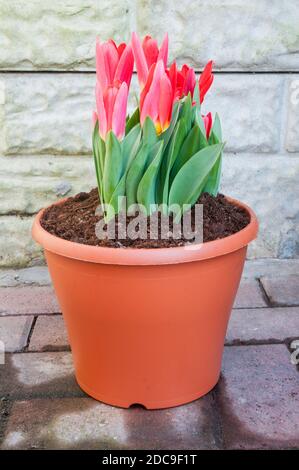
[
  {"xmin": 0, "ymin": 395, "xmax": 219, "ymax": 450},
  {"xmin": 226, "ymin": 307, "xmax": 299, "ymax": 344},
  {"xmin": 217, "ymin": 345, "xmax": 299, "ymax": 449},
  {"xmin": 260, "ymin": 276, "xmax": 299, "ymax": 307},
  {"xmin": 29, "ymin": 315, "xmax": 68, "ymax": 351},
  {"xmin": 0, "ymin": 286, "xmax": 60, "ymax": 315},
  {"xmin": 0, "ymin": 316, "xmax": 34, "ymax": 352},
  {"xmin": 234, "ymin": 279, "xmax": 267, "ymax": 309},
  {"xmin": 0, "ymin": 352, "xmax": 83, "ymax": 399}
]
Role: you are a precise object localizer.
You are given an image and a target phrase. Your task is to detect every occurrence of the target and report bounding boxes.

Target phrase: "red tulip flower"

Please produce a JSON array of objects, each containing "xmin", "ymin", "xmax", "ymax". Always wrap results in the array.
[
  {"xmin": 140, "ymin": 60, "xmax": 175, "ymax": 134},
  {"xmin": 176, "ymin": 64, "xmax": 196, "ymax": 99},
  {"xmin": 203, "ymin": 112, "xmax": 212, "ymax": 139},
  {"xmin": 198, "ymin": 60, "xmax": 214, "ymax": 104},
  {"xmin": 96, "ymin": 38, "xmax": 134, "ymax": 90},
  {"xmin": 132, "ymin": 32, "xmax": 168, "ymax": 88}
]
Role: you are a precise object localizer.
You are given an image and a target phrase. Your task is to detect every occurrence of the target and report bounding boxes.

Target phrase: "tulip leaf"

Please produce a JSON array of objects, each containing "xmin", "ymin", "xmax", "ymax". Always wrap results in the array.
[
  {"xmin": 204, "ymin": 114, "xmax": 223, "ymax": 195},
  {"xmin": 180, "ymin": 94, "xmax": 193, "ymax": 132},
  {"xmin": 137, "ymin": 141, "xmax": 164, "ymax": 214},
  {"xmin": 143, "ymin": 116, "xmax": 158, "ymax": 150},
  {"xmin": 107, "ymin": 174, "xmax": 127, "ymax": 219},
  {"xmin": 195, "ymin": 108, "xmax": 207, "ymax": 137},
  {"xmin": 122, "ymin": 124, "xmax": 141, "ymax": 174},
  {"xmin": 170, "ymin": 122, "xmax": 207, "ymax": 181},
  {"xmin": 160, "ymin": 101, "xmax": 180, "ymax": 148},
  {"xmin": 161, "ymin": 118, "xmax": 188, "ymax": 206},
  {"xmin": 125, "ymin": 107, "xmax": 140, "ymax": 135},
  {"xmin": 103, "ymin": 131, "xmax": 122, "ymax": 204},
  {"xmin": 125, "ymin": 144, "xmax": 150, "ymax": 209},
  {"xmin": 169, "ymin": 143, "xmax": 224, "ymax": 216},
  {"xmin": 193, "ymin": 83, "xmax": 200, "ymax": 108}
]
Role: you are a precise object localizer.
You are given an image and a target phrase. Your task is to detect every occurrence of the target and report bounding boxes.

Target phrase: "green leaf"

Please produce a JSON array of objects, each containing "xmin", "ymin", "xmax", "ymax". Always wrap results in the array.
[
  {"xmin": 161, "ymin": 118, "xmax": 188, "ymax": 206},
  {"xmin": 169, "ymin": 143, "xmax": 224, "ymax": 216},
  {"xmin": 193, "ymin": 82, "xmax": 200, "ymax": 109},
  {"xmin": 180, "ymin": 94, "xmax": 193, "ymax": 132},
  {"xmin": 170, "ymin": 122, "xmax": 207, "ymax": 180},
  {"xmin": 195, "ymin": 108, "xmax": 207, "ymax": 137},
  {"xmin": 137, "ymin": 141, "xmax": 164, "ymax": 214},
  {"xmin": 103, "ymin": 131, "xmax": 122, "ymax": 204},
  {"xmin": 204, "ymin": 114, "xmax": 223, "ymax": 195},
  {"xmin": 125, "ymin": 107, "xmax": 140, "ymax": 135},
  {"xmin": 122, "ymin": 124, "xmax": 141, "ymax": 173},
  {"xmin": 142, "ymin": 117, "xmax": 158, "ymax": 150},
  {"xmin": 107, "ymin": 174, "xmax": 127, "ymax": 219},
  {"xmin": 125, "ymin": 144, "xmax": 149, "ymax": 209},
  {"xmin": 210, "ymin": 112, "xmax": 222, "ymax": 142},
  {"xmin": 160, "ymin": 101, "xmax": 180, "ymax": 148}
]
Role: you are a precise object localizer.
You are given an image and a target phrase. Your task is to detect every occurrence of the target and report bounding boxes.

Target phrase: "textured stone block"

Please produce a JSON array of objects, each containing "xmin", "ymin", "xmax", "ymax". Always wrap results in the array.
[
  {"xmin": 29, "ymin": 316, "xmax": 69, "ymax": 351},
  {"xmin": 233, "ymin": 279, "xmax": 266, "ymax": 309},
  {"xmin": 0, "ymin": 1, "xmax": 132, "ymax": 70},
  {"xmin": 1, "ymin": 395, "xmax": 219, "ymax": 449},
  {"xmin": 221, "ymin": 155, "xmax": 299, "ymax": 259},
  {"xmin": 0, "ymin": 216, "xmax": 42, "ymax": 267},
  {"xmin": 218, "ymin": 345, "xmax": 299, "ymax": 449},
  {"xmin": 226, "ymin": 307, "xmax": 299, "ymax": 344},
  {"xmin": 0, "ymin": 73, "xmax": 285, "ymax": 155},
  {"xmin": 0, "ymin": 156, "xmax": 95, "ymax": 214},
  {"xmin": 0, "ymin": 316, "xmax": 34, "ymax": 352},
  {"xmin": 137, "ymin": 0, "xmax": 299, "ymax": 71},
  {"xmin": 286, "ymin": 77, "xmax": 299, "ymax": 152},
  {"xmin": 0, "ymin": 286, "xmax": 60, "ymax": 315},
  {"xmin": 260, "ymin": 276, "xmax": 299, "ymax": 306},
  {"xmin": 0, "ymin": 351, "xmax": 83, "ymax": 398},
  {"xmin": 202, "ymin": 74, "xmax": 283, "ymax": 153}
]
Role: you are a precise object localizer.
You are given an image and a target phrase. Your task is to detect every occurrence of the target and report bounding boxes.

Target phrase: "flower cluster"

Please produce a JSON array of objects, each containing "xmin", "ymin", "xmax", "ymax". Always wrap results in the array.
[{"xmin": 93, "ymin": 33, "xmax": 223, "ymax": 219}]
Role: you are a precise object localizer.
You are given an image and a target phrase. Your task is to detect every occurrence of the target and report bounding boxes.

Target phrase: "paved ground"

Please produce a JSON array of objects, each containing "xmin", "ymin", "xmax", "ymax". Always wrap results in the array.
[{"xmin": 0, "ymin": 260, "xmax": 298, "ymax": 450}]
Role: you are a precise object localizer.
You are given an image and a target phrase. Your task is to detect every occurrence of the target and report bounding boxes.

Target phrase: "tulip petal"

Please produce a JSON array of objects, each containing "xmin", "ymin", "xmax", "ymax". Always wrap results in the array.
[
  {"xmin": 159, "ymin": 73, "xmax": 173, "ymax": 130},
  {"xmin": 199, "ymin": 60, "xmax": 214, "ymax": 103},
  {"xmin": 92, "ymin": 110, "xmax": 98, "ymax": 127},
  {"xmin": 203, "ymin": 112, "xmax": 213, "ymax": 139},
  {"xmin": 142, "ymin": 35, "xmax": 159, "ymax": 68},
  {"xmin": 140, "ymin": 60, "xmax": 164, "ymax": 125},
  {"xmin": 114, "ymin": 44, "xmax": 134, "ymax": 88},
  {"xmin": 95, "ymin": 81, "xmax": 107, "ymax": 139},
  {"xmin": 157, "ymin": 32, "xmax": 168, "ymax": 68},
  {"xmin": 104, "ymin": 86, "xmax": 118, "ymax": 131},
  {"xmin": 96, "ymin": 40, "xmax": 108, "ymax": 90},
  {"xmin": 132, "ymin": 32, "xmax": 149, "ymax": 88},
  {"xmin": 140, "ymin": 62, "xmax": 155, "ymax": 111},
  {"xmin": 103, "ymin": 41, "xmax": 119, "ymax": 84},
  {"xmin": 112, "ymin": 82, "xmax": 128, "ymax": 139}
]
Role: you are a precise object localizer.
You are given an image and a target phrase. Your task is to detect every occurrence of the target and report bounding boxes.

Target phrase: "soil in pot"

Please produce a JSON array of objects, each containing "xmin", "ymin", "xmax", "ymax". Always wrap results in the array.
[{"xmin": 40, "ymin": 188, "xmax": 249, "ymax": 248}]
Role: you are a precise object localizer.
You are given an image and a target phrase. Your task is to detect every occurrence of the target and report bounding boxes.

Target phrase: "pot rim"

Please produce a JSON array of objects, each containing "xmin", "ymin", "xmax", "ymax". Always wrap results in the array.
[{"xmin": 32, "ymin": 196, "xmax": 258, "ymax": 266}]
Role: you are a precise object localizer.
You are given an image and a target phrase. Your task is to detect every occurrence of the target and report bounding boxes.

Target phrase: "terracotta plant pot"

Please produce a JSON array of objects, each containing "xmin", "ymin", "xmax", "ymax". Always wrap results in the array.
[{"xmin": 32, "ymin": 197, "xmax": 258, "ymax": 409}]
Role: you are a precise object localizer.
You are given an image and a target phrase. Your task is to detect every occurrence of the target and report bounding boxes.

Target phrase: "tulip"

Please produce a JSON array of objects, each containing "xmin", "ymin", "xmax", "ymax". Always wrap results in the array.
[
  {"xmin": 176, "ymin": 64, "xmax": 196, "ymax": 99},
  {"xmin": 96, "ymin": 39, "xmax": 134, "ymax": 90},
  {"xmin": 95, "ymin": 81, "xmax": 128, "ymax": 140},
  {"xmin": 132, "ymin": 32, "xmax": 168, "ymax": 88},
  {"xmin": 203, "ymin": 112, "xmax": 212, "ymax": 139},
  {"xmin": 140, "ymin": 60, "xmax": 174, "ymax": 134},
  {"xmin": 198, "ymin": 60, "xmax": 214, "ymax": 104}
]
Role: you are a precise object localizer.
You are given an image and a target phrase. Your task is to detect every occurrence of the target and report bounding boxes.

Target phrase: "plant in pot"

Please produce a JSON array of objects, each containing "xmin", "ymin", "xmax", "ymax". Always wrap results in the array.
[{"xmin": 32, "ymin": 32, "xmax": 258, "ymax": 409}]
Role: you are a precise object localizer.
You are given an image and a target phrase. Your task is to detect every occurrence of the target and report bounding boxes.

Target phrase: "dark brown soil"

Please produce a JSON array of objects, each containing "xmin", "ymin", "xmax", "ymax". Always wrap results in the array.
[{"xmin": 40, "ymin": 188, "xmax": 250, "ymax": 248}]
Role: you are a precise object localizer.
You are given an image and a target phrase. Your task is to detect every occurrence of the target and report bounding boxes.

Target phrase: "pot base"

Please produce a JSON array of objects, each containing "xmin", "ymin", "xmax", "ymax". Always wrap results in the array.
[{"xmin": 76, "ymin": 375, "xmax": 220, "ymax": 410}]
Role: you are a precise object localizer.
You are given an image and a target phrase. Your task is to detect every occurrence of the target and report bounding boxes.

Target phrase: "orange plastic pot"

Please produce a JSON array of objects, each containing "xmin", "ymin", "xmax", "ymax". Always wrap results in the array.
[{"xmin": 32, "ymin": 197, "xmax": 258, "ymax": 409}]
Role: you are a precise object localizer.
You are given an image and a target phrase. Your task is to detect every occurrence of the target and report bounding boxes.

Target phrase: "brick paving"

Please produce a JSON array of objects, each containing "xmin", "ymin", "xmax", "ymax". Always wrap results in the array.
[{"xmin": 0, "ymin": 261, "xmax": 298, "ymax": 450}]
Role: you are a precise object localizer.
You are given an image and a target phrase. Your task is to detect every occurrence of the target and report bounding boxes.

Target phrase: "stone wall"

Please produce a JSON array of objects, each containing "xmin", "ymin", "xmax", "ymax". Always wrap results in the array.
[{"xmin": 0, "ymin": 0, "xmax": 298, "ymax": 266}]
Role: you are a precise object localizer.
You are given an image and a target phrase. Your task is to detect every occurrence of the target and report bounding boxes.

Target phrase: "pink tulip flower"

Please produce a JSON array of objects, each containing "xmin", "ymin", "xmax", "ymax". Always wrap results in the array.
[
  {"xmin": 96, "ymin": 39, "xmax": 134, "ymax": 90},
  {"xmin": 95, "ymin": 81, "xmax": 128, "ymax": 140},
  {"xmin": 132, "ymin": 32, "xmax": 168, "ymax": 88},
  {"xmin": 140, "ymin": 60, "xmax": 175, "ymax": 134}
]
